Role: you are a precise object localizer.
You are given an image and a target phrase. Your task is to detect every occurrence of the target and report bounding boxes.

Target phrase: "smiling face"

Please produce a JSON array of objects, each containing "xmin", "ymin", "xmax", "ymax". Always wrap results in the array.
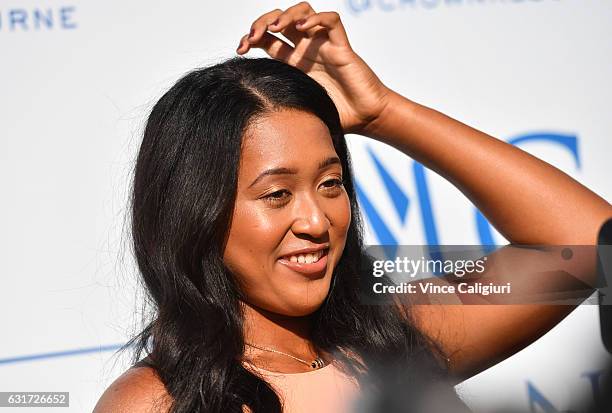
[{"xmin": 222, "ymin": 108, "xmax": 351, "ymax": 317}]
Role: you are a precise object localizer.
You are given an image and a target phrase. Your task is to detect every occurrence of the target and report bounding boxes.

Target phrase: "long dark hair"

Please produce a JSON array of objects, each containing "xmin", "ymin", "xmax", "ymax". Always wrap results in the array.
[{"xmin": 124, "ymin": 56, "xmax": 449, "ymax": 412}]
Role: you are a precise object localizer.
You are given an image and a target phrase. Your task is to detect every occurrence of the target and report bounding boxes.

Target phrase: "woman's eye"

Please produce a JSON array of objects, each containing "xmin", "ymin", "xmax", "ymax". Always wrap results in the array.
[
  {"xmin": 262, "ymin": 179, "xmax": 343, "ymax": 207},
  {"xmin": 263, "ymin": 190, "xmax": 291, "ymax": 205},
  {"xmin": 321, "ymin": 178, "xmax": 344, "ymax": 189}
]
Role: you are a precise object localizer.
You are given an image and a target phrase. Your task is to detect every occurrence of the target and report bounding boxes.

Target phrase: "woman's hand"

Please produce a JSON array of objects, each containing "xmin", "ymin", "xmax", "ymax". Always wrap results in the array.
[{"xmin": 237, "ymin": 1, "xmax": 391, "ymax": 135}]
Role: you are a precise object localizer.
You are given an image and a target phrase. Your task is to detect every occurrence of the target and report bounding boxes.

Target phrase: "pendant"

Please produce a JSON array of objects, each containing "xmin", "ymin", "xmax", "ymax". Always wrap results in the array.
[{"xmin": 311, "ymin": 357, "xmax": 325, "ymax": 369}]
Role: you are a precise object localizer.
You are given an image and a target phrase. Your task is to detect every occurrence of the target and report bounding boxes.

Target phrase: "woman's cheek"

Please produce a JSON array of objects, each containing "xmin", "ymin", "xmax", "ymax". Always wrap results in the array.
[
  {"xmin": 336, "ymin": 193, "xmax": 352, "ymax": 233},
  {"xmin": 330, "ymin": 193, "xmax": 351, "ymax": 266}
]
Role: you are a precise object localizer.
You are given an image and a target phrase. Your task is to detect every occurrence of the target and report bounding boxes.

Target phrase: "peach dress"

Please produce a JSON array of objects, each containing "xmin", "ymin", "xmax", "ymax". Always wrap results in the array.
[{"xmin": 243, "ymin": 362, "xmax": 362, "ymax": 413}]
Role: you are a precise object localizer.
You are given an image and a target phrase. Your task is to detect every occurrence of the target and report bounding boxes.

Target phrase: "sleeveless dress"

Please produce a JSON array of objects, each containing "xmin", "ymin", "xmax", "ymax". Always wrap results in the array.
[
  {"xmin": 243, "ymin": 362, "xmax": 361, "ymax": 413},
  {"xmin": 132, "ymin": 357, "xmax": 361, "ymax": 413}
]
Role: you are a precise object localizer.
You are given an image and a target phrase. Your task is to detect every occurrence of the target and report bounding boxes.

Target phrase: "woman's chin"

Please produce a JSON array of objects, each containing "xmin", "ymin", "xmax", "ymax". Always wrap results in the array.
[
  {"xmin": 270, "ymin": 295, "xmax": 329, "ymax": 317},
  {"xmin": 265, "ymin": 294, "xmax": 326, "ymax": 317},
  {"xmin": 284, "ymin": 303, "xmax": 325, "ymax": 317}
]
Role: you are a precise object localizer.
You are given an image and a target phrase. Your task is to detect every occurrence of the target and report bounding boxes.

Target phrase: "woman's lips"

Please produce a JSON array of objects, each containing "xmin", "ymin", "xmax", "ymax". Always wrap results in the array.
[{"xmin": 277, "ymin": 249, "xmax": 329, "ymax": 276}]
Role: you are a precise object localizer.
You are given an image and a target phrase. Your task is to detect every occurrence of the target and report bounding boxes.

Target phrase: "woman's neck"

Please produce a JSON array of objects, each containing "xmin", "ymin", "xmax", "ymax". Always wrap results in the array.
[{"xmin": 240, "ymin": 300, "xmax": 324, "ymax": 369}]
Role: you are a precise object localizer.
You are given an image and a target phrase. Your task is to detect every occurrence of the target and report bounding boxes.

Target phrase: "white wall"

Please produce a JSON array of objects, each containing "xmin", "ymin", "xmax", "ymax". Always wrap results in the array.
[{"xmin": 1, "ymin": 0, "xmax": 610, "ymax": 411}]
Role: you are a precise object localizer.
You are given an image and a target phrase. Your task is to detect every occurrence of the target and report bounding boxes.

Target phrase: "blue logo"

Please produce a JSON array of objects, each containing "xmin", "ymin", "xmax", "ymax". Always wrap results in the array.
[
  {"xmin": 355, "ymin": 132, "xmax": 580, "ymax": 249},
  {"xmin": 346, "ymin": 0, "xmax": 561, "ymax": 14},
  {"xmin": 528, "ymin": 369, "xmax": 604, "ymax": 412},
  {"xmin": 0, "ymin": 5, "xmax": 77, "ymax": 32}
]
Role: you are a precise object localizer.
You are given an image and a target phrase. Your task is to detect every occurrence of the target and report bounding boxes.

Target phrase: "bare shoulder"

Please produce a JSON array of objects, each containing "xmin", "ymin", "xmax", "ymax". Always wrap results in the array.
[{"xmin": 92, "ymin": 365, "xmax": 172, "ymax": 413}]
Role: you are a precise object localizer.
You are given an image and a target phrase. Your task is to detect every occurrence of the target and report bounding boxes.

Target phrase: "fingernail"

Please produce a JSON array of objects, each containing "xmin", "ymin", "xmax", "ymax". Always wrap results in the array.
[
  {"xmin": 249, "ymin": 28, "xmax": 255, "ymax": 38},
  {"xmin": 296, "ymin": 19, "xmax": 306, "ymax": 26},
  {"xmin": 271, "ymin": 18, "xmax": 279, "ymax": 26}
]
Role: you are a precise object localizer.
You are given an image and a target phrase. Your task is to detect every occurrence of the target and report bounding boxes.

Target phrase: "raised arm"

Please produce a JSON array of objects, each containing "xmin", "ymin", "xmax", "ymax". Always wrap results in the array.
[
  {"xmin": 238, "ymin": 1, "xmax": 612, "ymax": 381},
  {"xmin": 362, "ymin": 89, "xmax": 612, "ymax": 380},
  {"xmin": 362, "ymin": 91, "xmax": 611, "ymax": 246}
]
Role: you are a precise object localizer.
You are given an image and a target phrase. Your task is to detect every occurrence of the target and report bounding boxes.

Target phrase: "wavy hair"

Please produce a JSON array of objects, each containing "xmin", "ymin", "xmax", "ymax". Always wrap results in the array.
[{"xmin": 124, "ymin": 56, "xmax": 449, "ymax": 412}]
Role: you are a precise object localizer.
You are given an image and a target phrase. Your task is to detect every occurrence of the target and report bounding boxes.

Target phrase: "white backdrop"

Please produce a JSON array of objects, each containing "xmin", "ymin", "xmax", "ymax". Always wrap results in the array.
[{"xmin": 1, "ymin": 0, "xmax": 610, "ymax": 411}]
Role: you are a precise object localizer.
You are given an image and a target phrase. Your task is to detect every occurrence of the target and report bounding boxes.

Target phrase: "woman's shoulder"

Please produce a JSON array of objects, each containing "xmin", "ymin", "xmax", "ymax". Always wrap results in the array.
[{"xmin": 92, "ymin": 358, "xmax": 172, "ymax": 413}]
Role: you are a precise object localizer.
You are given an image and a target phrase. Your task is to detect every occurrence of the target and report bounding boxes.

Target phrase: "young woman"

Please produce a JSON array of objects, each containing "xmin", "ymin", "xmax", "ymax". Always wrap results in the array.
[{"xmin": 93, "ymin": 2, "xmax": 612, "ymax": 412}]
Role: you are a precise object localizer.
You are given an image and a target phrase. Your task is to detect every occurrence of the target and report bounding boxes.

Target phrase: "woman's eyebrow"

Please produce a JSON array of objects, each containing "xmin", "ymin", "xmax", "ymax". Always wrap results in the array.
[
  {"xmin": 318, "ymin": 156, "xmax": 341, "ymax": 170},
  {"xmin": 248, "ymin": 156, "xmax": 341, "ymax": 188}
]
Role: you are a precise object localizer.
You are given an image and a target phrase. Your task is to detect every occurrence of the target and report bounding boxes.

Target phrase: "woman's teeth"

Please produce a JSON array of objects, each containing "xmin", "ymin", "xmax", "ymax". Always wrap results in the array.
[{"xmin": 285, "ymin": 250, "xmax": 325, "ymax": 264}]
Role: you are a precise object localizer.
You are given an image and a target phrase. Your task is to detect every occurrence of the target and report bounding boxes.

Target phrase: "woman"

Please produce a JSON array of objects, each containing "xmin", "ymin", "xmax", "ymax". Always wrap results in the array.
[{"xmin": 93, "ymin": 2, "xmax": 612, "ymax": 412}]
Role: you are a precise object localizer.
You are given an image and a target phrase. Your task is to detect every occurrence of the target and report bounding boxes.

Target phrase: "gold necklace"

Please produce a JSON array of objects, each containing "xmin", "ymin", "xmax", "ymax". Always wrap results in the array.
[{"xmin": 245, "ymin": 342, "xmax": 326, "ymax": 369}]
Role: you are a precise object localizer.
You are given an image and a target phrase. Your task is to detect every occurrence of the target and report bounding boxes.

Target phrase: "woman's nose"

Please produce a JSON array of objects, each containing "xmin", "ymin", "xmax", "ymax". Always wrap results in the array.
[{"xmin": 291, "ymin": 198, "xmax": 331, "ymax": 238}]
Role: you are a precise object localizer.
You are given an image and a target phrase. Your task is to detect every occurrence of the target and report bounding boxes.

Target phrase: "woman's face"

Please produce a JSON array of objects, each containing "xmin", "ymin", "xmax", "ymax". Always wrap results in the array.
[{"xmin": 222, "ymin": 108, "xmax": 351, "ymax": 317}]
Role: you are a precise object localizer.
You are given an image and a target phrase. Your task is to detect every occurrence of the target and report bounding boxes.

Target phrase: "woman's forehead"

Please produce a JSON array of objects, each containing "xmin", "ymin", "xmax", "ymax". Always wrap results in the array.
[{"xmin": 239, "ymin": 109, "xmax": 338, "ymax": 171}]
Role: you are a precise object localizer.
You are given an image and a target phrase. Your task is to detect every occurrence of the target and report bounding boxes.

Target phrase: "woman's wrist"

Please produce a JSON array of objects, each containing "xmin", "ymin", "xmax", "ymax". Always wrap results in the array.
[{"xmin": 357, "ymin": 88, "xmax": 419, "ymax": 143}]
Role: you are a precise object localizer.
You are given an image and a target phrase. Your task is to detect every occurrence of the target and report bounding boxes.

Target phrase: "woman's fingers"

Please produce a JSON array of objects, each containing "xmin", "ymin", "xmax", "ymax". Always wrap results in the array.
[
  {"xmin": 236, "ymin": 33, "xmax": 250, "ymax": 54},
  {"xmin": 239, "ymin": 2, "xmax": 319, "ymax": 55},
  {"xmin": 294, "ymin": 11, "xmax": 350, "ymax": 47},
  {"xmin": 237, "ymin": 2, "xmax": 350, "ymax": 57},
  {"xmin": 246, "ymin": 8, "xmax": 283, "ymax": 46},
  {"xmin": 252, "ymin": 32, "xmax": 295, "ymax": 63},
  {"xmin": 237, "ymin": 28, "xmax": 295, "ymax": 61},
  {"xmin": 266, "ymin": 2, "xmax": 318, "ymax": 44}
]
